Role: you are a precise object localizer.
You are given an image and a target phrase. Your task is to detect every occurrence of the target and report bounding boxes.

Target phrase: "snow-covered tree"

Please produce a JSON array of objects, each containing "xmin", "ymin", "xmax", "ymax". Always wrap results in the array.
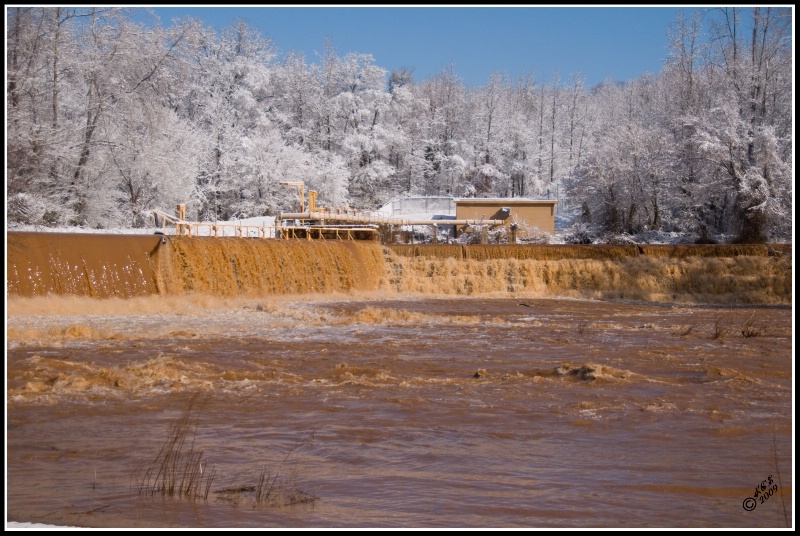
[
  {"xmin": 691, "ymin": 7, "xmax": 792, "ymax": 242},
  {"xmin": 7, "ymin": 7, "xmax": 791, "ymax": 242}
]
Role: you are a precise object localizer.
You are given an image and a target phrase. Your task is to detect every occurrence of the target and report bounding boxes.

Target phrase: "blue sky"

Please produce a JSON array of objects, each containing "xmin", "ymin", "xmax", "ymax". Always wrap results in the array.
[{"xmin": 137, "ymin": 5, "xmax": 692, "ymax": 88}]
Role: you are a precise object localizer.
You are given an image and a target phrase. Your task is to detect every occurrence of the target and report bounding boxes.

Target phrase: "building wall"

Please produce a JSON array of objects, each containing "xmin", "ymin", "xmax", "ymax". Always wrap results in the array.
[
  {"xmin": 375, "ymin": 196, "xmax": 455, "ymax": 219},
  {"xmin": 455, "ymin": 199, "xmax": 557, "ymax": 237}
]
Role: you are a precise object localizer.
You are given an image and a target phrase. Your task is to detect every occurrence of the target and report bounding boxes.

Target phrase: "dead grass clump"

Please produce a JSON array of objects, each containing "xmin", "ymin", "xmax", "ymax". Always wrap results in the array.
[
  {"xmin": 136, "ymin": 397, "xmax": 317, "ymax": 508},
  {"xmin": 710, "ymin": 314, "xmax": 728, "ymax": 340},
  {"xmin": 740, "ymin": 312, "xmax": 763, "ymax": 338},
  {"xmin": 213, "ymin": 441, "xmax": 318, "ymax": 507},
  {"xmin": 136, "ymin": 397, "xmax": 216, "ymax": 500}
]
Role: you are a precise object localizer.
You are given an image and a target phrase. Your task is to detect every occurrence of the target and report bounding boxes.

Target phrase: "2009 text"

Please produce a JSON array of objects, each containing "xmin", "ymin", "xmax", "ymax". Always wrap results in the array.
[{"xmin": 743, "ymin": 475, "xmax": 777, "ymax": 511}]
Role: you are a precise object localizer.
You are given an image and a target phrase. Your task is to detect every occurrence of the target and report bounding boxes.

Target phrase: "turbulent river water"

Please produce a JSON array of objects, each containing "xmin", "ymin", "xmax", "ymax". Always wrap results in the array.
[{"xmin": 5, "ymin": 233, "xmax": 794, "ymax": 528}]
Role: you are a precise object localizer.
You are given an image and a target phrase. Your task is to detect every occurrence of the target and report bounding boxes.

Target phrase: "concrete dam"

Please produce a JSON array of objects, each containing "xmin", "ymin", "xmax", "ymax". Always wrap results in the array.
[{"xmin": 6, "ymin": 232, "xmax": 792, "ymax": 304}]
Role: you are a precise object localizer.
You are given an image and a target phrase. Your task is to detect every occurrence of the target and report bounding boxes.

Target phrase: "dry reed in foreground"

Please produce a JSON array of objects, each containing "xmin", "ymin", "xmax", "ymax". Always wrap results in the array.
[
  {"xmin": 772, "ymin": 431, "xmax": 789, "ymax": 528},
  {"xmin": 214, "ymin": 442, "xmax": 318, "ymax": 508},
  {"xmin": 135, "ymin": 397, "xmax": 216, "ymax": 500},
  {"xmin": 135, "ymin": 397, "xmax": 317, "ymax": 508}
]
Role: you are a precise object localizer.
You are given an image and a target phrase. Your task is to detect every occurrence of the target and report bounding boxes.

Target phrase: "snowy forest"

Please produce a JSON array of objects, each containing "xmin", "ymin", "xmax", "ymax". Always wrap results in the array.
[{"xmin": 6, "ymin": 7, "xmax": 793, "ymax": 243}]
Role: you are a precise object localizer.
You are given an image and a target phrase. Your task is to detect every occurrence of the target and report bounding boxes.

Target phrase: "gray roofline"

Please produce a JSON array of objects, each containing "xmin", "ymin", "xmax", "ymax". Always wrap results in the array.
[{"xmin": 454, "ymin": 198, "xmax": 558, "ymax": 204}]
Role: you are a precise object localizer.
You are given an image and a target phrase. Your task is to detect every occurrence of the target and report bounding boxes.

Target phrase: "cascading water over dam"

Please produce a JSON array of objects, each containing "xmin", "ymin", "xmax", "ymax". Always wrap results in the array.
[{"xmin": 6, "ymin": 232, "xmax": 792, "ymax": 304}]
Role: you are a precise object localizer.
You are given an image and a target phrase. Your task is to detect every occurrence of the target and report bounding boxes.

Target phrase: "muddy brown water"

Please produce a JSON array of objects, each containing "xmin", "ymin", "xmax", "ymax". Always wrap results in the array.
[{"xmin": 5, "ymin": 233, "xmax": 793, "ymax": 528}]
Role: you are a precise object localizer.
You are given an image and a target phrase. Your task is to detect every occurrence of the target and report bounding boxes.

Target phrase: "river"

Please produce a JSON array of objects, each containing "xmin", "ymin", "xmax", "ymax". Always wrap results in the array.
[{"xmin": 5, "ymin": 234, "xmax": 793, "ymax": 528}]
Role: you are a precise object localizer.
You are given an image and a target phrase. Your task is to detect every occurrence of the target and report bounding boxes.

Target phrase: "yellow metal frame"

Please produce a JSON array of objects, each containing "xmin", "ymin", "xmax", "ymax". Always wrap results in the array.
[{"xmin": 279, "ymin": 181, "xmax": 306, "ymax": 213}]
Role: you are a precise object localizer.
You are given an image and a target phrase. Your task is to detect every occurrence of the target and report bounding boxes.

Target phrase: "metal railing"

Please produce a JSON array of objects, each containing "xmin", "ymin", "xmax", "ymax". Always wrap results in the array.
[{"xmin": 151, "ymin": 210, "xmax": 376, "ymax": 241}]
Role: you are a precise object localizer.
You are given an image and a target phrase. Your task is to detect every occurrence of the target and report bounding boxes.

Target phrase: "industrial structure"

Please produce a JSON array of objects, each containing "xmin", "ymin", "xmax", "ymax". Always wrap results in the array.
[
  {"xmin": 153, "ymin": 188, "xmax": 557, "ymax": 244},
  {"xmin": 454, "ymin": 198, "xmax": 558, "ymax": 238}
]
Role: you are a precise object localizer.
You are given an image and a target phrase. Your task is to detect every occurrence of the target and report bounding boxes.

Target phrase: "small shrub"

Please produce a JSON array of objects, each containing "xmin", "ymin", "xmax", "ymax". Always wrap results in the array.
[
  {"xmin": 740, "ymin": 312, "xmax": 763, "ymax": 338},
  {"xmin": 710, "ymin": 315, "xmax": 728, "ymax": 340},
  {"xmin": 563, "ymin": 223, "xmax": 595, "ymax": 244},
  {"xmin": 41, "ymin": 210, "xmax": 62, "ymax": 226}
]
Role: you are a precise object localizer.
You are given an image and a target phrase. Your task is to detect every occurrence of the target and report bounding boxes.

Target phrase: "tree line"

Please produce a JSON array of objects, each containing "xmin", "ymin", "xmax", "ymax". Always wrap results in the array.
[{"xmin": 6, "ymin": 7, "xmax": 792, "ymax": 243}]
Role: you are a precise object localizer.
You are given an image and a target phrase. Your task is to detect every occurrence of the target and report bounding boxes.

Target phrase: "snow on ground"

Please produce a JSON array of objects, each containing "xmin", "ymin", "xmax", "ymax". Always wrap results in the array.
[
  {"xmin": 6, "ymin": 522, "xmax": 80, "ymax": 530},
  {"xmin": 6, "ymin": 216, "xmax": 278, "ymax": 238}
]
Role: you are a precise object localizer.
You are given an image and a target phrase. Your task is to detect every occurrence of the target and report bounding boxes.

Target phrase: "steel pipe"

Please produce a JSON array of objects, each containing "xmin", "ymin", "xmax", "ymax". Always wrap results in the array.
[{"xmin": 278, "ymin": 212, "xmax": 505, "ymax": 227}]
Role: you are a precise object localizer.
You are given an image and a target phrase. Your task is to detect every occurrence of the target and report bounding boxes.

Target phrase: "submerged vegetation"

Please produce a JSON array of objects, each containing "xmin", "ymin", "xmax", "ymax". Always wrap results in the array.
[
  {"xmin": 135, "ymin": 397, "xmax": 216, "ymax": 501},
  {"xmin": 135, "ymin": 397, "xmax": 318, "ymax": 508}
]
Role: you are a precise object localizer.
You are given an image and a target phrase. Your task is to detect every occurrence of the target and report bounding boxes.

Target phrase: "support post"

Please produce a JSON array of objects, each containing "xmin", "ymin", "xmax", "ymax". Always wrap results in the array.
[{"xmin": 177, "ymin": 204, "xmax": 186, "ymax": 235}]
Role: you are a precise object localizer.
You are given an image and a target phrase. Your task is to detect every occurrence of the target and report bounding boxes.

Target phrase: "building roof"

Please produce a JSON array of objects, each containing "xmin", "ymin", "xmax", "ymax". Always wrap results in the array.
[{"xmin": 454, "ymin": 198, "xmax": 558, "ymax": 204}]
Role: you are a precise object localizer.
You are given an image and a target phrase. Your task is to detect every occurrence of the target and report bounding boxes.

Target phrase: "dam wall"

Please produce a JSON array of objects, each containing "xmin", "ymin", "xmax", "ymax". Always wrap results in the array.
[
  {"xmin": 383, "ymin": 244, "xmax": 792, "ymax": 304},
  {"xmin": 387, "ymin": 243, "xmax": 789, "ymax": 260},
  {"xmin": 7, "ymin": 233, "xmax": 384, "ymax": 299},
  {"xmin": 6, "ymin": 232, "xmax": 792, "ymax": 304}
]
